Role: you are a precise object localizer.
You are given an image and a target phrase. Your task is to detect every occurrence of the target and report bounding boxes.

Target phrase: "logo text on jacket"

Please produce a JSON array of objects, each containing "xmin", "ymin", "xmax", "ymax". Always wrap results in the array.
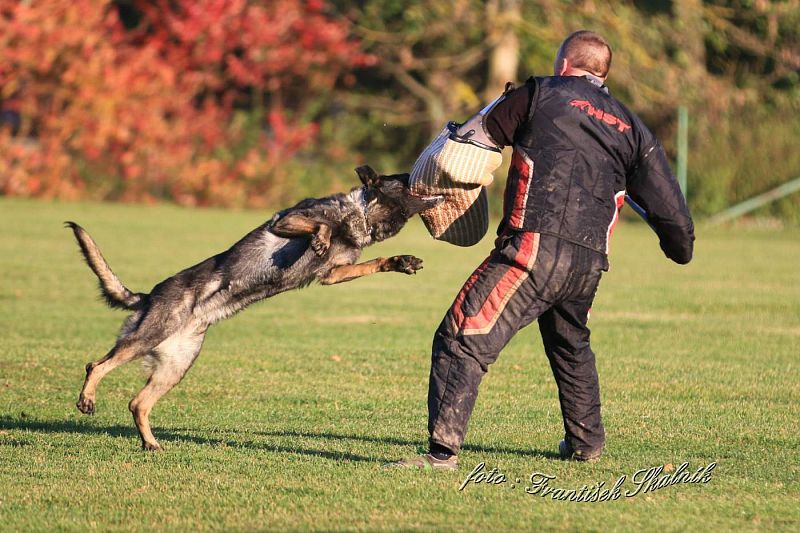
[{"xmin": 569, "ymin": 99, "xmax": 631, "ymax": 133}]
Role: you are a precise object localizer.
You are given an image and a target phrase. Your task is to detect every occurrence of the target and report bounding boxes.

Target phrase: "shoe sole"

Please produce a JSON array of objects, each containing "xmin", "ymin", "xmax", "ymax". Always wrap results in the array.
[
  {"xmin": 559, "ymin": 440, "xmax": 602, "ymax": 462},
  {"xmin": 384, "ymin": 454, "xmax": 459, "ymax": 471}
]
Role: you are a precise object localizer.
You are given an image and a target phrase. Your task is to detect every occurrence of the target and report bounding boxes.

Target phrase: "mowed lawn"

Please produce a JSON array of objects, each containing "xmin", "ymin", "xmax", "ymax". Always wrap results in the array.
[{"xmin": 0, "ymin": 197, "xmax": 798, "ymax": 531}]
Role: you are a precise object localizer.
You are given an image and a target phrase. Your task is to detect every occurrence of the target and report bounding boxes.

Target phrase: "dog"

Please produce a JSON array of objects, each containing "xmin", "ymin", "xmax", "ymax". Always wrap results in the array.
[{"xmin": 67, "ymin": 165, "xmax": 443, "ymax": 451}]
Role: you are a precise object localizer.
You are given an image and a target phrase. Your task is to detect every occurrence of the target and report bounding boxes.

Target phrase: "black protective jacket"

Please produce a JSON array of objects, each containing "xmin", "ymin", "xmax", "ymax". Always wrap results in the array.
[{"xmin": 486, "ymin": 75, "xmax": 694, "ymax": 264}]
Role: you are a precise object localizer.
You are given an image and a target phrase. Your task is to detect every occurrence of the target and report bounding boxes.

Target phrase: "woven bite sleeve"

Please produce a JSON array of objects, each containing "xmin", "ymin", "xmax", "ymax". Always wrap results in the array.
[{"xmin": 409, "ymin": 126, "xmax": 500, "ymax": 247}]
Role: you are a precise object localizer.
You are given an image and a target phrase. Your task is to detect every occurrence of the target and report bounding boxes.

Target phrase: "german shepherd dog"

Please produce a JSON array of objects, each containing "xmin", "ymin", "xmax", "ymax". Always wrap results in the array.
[{"xmin": 67, "ymin": 166, "xmax": 443, "ymax": 451}]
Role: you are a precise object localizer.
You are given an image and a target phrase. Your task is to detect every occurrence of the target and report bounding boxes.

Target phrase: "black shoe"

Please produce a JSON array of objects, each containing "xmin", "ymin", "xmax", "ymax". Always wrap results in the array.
[{"xmin": 559, "ymin": 439, "xmax": 602, "ymax": 462}]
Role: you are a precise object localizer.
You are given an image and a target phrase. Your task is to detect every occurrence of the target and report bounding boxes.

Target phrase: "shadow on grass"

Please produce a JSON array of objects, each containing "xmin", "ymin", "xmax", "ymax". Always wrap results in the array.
[
  {"xmin": 0, "ymin": 416, "xmax": 561, "ymax": 461},
  {"xmin": 0, "ymin": 416, "xmax": 375, "ymax": 463},
  {"xmin": 256, "ymin": 429, "xmax": 562, "ymax": 460}
]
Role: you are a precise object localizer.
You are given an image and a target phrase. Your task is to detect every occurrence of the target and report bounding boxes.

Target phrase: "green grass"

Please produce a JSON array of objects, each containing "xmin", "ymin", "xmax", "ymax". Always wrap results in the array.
[{"xmin": 0, "ymin": 197, "xmax": 798, "ymax": 531}]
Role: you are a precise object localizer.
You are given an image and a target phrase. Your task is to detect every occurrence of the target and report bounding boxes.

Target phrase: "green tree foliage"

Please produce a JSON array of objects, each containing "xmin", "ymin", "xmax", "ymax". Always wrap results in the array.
[
  {"xmin": 333, "ymin": 0, "xmax": 800, "ymax": 221},
  {"xmin": 1, "ymin": 0, "xmax": 798, "ymax": 219}
]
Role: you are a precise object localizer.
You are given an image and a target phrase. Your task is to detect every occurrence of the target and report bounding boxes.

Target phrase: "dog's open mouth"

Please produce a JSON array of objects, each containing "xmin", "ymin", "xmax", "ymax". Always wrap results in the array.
[
  {"xmin": 411, "ymin": 193, "xmax": 446, "ymax": 207},
  {"xmin": 405, "ymin": 193, "xmax": 445, "ymax": 218},
  {"xmin": 416, "ymin": 194, "xmax": 445, "ymax": 203}
]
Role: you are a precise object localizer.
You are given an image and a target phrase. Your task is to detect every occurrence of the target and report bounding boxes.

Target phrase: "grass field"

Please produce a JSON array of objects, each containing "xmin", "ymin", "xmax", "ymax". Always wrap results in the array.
[{"xmin": 0, "ymin": 197, "xmax": 798, "ymax": 531}]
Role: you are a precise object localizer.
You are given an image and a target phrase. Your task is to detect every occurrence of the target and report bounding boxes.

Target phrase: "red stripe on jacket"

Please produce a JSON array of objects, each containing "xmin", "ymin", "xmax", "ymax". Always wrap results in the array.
[{"xmin": 508, "ymin": 149, "xmax": 533, "ymax": 229}]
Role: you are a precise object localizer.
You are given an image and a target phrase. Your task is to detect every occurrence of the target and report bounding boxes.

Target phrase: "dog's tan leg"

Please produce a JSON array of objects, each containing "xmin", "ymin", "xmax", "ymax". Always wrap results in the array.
[
  {"xmin": 77, "ymin": 339, "xmax": 146, "ymax": 415},
  {"xmin": 129, "ymin": 329, "xmax": 206, "ymax": 451},
  {"xmin": 270, "ymin": 214, "xmax": 331, "ymax": 255},
  {"xmin": 270, "ymin": 213, "xmax": 319, "ymax": 235},
  {"xmin": 320, "ymin": 255, "xmax": 423, "ymax": 285},
  {"xmin": 128, "ymin": 374, "xmax": 182, "ymax": 451},
  {"xmin": 78, "ymin": 300, "xmax": 191, "ymax": 416}
]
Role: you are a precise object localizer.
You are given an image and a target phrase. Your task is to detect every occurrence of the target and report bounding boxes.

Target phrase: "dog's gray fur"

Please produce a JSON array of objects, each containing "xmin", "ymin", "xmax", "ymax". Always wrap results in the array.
[{"xmin": 67, "ymin": 165, "xmax": 442, "ymax": 450}]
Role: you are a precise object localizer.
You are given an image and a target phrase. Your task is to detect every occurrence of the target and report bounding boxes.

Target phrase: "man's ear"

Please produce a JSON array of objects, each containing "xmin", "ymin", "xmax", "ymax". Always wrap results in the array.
[
  {"xmin": 355, "ymin": 165, "xmax": 381, "ymax": 188},
  {"xmin": 558, "ymin": 57, "xmax": 570, "ymax": 76}
]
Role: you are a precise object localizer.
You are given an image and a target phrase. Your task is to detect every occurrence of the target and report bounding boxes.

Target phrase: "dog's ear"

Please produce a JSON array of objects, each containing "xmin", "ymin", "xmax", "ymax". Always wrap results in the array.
[{"xmin": 355, "ymin": 165, "xmax": 381, "ymax": 188}]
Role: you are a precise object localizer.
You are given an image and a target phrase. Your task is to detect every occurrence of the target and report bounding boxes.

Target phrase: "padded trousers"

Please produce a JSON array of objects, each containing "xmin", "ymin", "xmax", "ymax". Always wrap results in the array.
[{"xmin": 428, "ymin": 231, "xmax": 607, "ymax": 456}]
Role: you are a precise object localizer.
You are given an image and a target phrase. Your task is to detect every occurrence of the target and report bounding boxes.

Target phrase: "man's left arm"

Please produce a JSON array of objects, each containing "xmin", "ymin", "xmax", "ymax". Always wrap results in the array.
[
  {"xmin": 627, "ymin": 141, "xmax": 695, "ymax": 264},
  {"xmin": 483, "ymin": 80, "xmax": 537, "ymax": 148}
]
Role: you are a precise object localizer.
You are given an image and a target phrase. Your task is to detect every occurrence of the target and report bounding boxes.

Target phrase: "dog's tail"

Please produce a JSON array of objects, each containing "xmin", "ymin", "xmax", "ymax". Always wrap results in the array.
[{"xmin": 65, "ymin": 222, "xmax": 145, "ymax": 310}]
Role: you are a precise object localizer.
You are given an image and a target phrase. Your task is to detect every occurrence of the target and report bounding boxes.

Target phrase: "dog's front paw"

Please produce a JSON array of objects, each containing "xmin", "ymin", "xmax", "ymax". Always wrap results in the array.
[
  {"xmin": 310, "ymin": 234, "xmax": 330, "ymax": 256},
  {"xmin": 387, "ymin": 255, "xmax": 423, "ymax": 275}
]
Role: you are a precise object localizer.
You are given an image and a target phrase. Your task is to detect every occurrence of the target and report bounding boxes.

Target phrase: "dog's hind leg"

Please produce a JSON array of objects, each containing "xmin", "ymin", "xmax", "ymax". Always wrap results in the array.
[
  {"xmin": 77, "ymin": 336, "xmax": 151, "ymax": 415},
  {"xmin": 77, "ymin": 305, "xmax": 184, "ymax": 416},
  {"xmin": 129, "ymin": 326, "xmax": 207, "ymax": 451}
]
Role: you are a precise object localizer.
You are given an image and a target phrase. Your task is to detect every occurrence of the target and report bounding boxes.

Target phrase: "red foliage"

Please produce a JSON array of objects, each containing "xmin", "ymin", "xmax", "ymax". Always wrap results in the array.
[{"xmin": 0, "ymin": 0, "xmax": 371, "ymax": 206}]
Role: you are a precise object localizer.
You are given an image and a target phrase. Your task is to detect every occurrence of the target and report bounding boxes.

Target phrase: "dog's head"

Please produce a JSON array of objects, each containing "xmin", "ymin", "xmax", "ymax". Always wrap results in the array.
[{"xmin": 355, "ymin": 165, "xmax": 444, "ymax": 243}]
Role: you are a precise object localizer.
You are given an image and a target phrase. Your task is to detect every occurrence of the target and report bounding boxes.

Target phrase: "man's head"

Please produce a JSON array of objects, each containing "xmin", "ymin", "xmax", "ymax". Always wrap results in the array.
[{"xmin": 554, "ymin": 30, "xmax": 612, "ymax": 81}]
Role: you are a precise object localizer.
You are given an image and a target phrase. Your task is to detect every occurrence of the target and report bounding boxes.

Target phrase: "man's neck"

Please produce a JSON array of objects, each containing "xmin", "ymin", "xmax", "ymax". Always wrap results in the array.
[
  {"xmin": 561, "ymin": 69, "xmax": 608, "ymax": 93},
  {"xmin": 563, "ymin": 67, "xmax": 606, "ymax": 84}
]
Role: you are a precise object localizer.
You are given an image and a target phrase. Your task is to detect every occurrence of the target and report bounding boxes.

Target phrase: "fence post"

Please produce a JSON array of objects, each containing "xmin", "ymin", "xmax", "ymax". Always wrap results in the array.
[{"xmin": 677, "ymin": 105, "xmax": 688, "ymax": 196}]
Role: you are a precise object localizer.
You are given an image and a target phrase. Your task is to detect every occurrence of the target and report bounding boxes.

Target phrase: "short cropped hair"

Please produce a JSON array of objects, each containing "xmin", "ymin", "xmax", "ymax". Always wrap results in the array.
[{"xmin": 558, "ymin": 30, "xmax": 612, "ymax": 78}]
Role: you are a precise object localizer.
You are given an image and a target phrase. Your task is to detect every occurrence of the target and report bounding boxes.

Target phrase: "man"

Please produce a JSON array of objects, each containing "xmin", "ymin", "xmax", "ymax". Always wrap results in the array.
[{"xmin": 392, "ymin": 30, "xmax": 694, "ymax": 470}]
